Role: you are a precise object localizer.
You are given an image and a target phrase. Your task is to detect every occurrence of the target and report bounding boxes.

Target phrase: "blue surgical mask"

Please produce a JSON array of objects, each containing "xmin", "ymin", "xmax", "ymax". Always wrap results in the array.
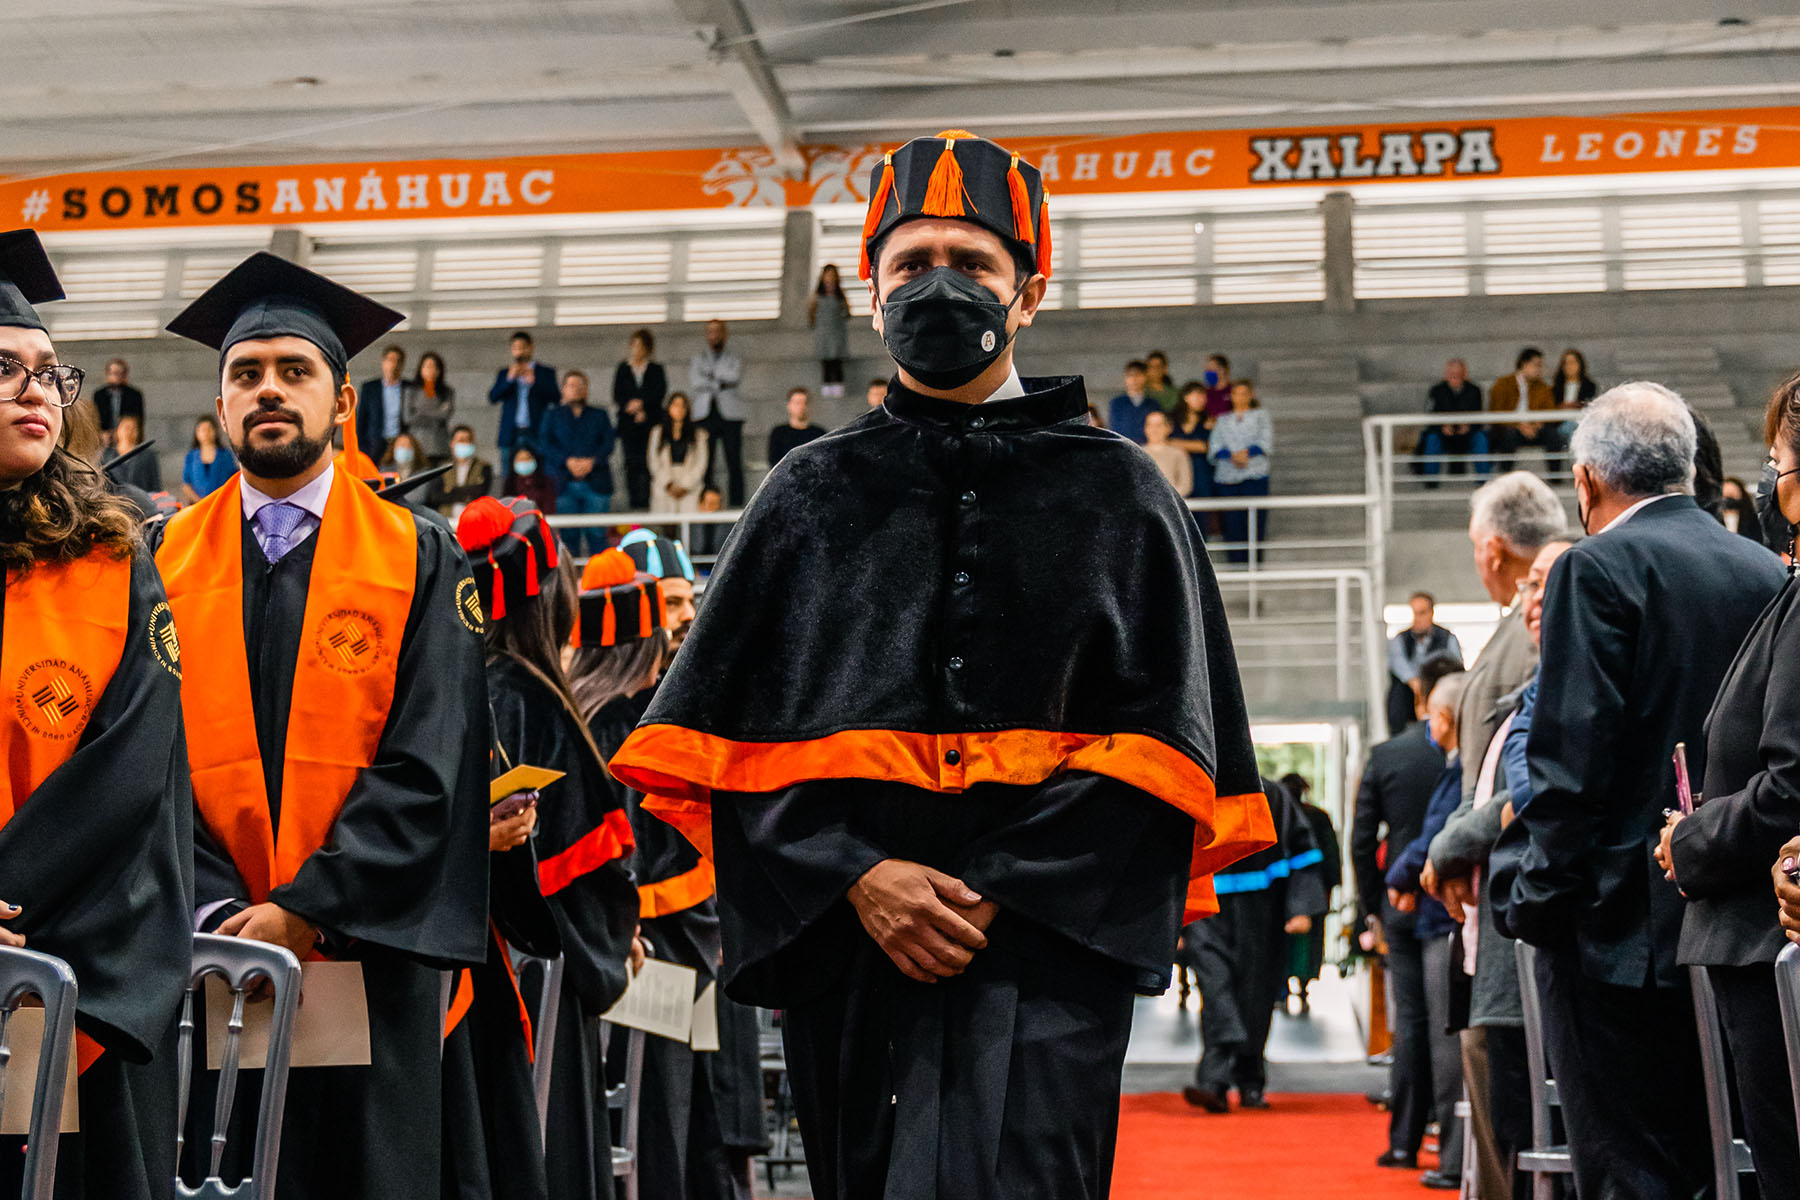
[
  {"xmin": 394, "ymin": 446, "xmax": 415, "ymax": 466},
  {"xmin": 1203, "ymin": 369, "xmax": 1220, "ymax": 387},
  {"xmin": 452, "ymin": 442, "xmax": 476, "ymax": 461},
  {"xmin": 513, "ymin": 458, "xmax": 537, "ymax": 477}
]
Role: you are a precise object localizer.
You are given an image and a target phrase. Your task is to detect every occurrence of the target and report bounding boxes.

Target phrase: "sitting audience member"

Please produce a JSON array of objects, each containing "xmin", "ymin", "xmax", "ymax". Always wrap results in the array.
[
  {"xmin": 1487, "ymin": 347, "xmax": 1563, "ymax": 473},
  {"xmin": 180, "ymin": 415, "xmax": 236, "ymax": 503},
  {"xmin": 1552, "ymin": 348, "xmax": 1598, "ymax": 447},
  {"xmin": 101, "ymin": 413, "xmax": 162, "ymax": 492},
  {"xmin": 1169, "ymin": 382, "xmax": 1214, "ymax": 499},
  {"xmin": 691, "ymin": 485, "xmax": 732, "ymax": 559},
  {"xmin": 1386, "ymin": 591, "xmax": 1463, "ymax": 732},
  {"xmin": 1416, "ymin": 358, "xmax": 1489, "ymax": 482},
  {"xmin": 537, "ymin": 368, "xmax": 616, "ymax": 553},
  {"xmin": 430, "ymin": 424, "xmax": 496, "ymax": 520},
  {"xmin": 649, "ymin": 391, "xmax": 709, "ymax": 513},
  {"xmin": 1493, "ymin": 382, "xmax": 1786, "ymax": 1200},
  {"xmin": 503, "ymin": 437, "xmax": 558, "ymax": 514},
  {"xmin": 1085, "ymin": 405, "xmax": 1104, "ymax": 428},
  {"xmin": 1109, "ymin": 359, "xmax": 1157, "ymax": 444},
  {"xmin": 1203, "ymin": 353, "xmax": 1233, "ymax": 417},
  {"xmin": 769, "ymin": 386, "xmax": 826, "ymax": 467},
  {"xmin": 1661, "ymin": 369, "xmax": 1800, "ymax": 1200},
  {"xmin": 1719, "ymin": 475, "xmax": 1765, "ymax": 543},
  {"xmin": 1144, "ymin": 350, "xmax": 1180, "ymax": 412},
  {"xmin": 1211, "ymin": 380, "xmax": 1273, "ymax": 563},
  {"xmin": 380, "ymin": 430, "xmax": 426, "ymax": 483},
  {"xmin": 1142, "ymin": 409, "xmax": 1192, "ymax": 495}
]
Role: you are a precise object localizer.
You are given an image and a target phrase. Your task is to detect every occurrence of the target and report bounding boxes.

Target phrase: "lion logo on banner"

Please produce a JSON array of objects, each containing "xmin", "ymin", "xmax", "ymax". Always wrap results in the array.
[
  {"xmin": 803, "ymin": 145, "xmax": 886, "ymax": 205},
  {"xmin": 701, "ymin": 149, "xmax": 788, "ymax": 208}
]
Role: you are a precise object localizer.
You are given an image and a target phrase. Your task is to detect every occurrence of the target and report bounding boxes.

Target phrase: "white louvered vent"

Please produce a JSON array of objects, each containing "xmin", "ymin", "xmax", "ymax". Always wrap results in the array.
[
  {"xmin": 686, "ymin": 235, "xmax": 783, "ymax": 284},
  {"xmin": 1758, "ymin": 199, "xmax": 1800, "ymax": 286},
  {"xmin": 427, "ymin": 303, "xmax": 540, "ymax": 331},
  {"xmin": 55, "ymin": 256, "xmax": 167, "ymax": 303},
  {"xmin": 430, "ymin": 244, "xmax": 545, "ymax": 291},
  {"xmin": 307, "ymin": 247, "xmax": 420, "ymax": 294},
  {"xmin": 1620, "ymin": 203, "xmax": 1745, "ymax": 291},
  {"xmin": 1481, "ymin": 206, "xmax": 1605, "ymax": 295},
  {"xmin": 1075, "ymin": 278, "xmax": 1198, "ymax": 309},
  {"xmin": 682, "ymin": 292, "xmax": 781, "ymax": 323},
  {"xmin": 558, "ymin": 240, "xmax": 673, "ymax": 288},
  {"xmin": 1077, "ymin": 219, "xmax": 1197, "ymax": 272},
  {"xmin": 1210, "ymin": 214, "xmax": 1324, "ymax": 304},
  {"xmin": 178, "ymin": 254, "xmax": 249, "ymax": 299},
  {"xmin": 1354, "ymin": 211, "xmax": 1468, "ymax": 298},
  {"xmin": 48, "ymin": 315, "xmax": 161, "ymax": 341},
  {"xmin": 554, "ymin": 299, "xmax": 671, "ymax": 327}
]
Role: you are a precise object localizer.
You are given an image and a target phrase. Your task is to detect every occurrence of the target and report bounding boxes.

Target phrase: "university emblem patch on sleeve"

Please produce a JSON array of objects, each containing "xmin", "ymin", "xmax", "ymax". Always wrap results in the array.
[
  {"xmin": 15, "ymin": 659, "xmax": 95, "ymax": 741},
  {"xmin": 147, "ymin": 601, "xmax": 182, "ymax": 679},
  {"xmin": 454, "ymin": 576, "xmax": 485, "ymax": 634},
  {"xmin": 315, "ymin": 608, "xmax": 384, "ymax": 676}
]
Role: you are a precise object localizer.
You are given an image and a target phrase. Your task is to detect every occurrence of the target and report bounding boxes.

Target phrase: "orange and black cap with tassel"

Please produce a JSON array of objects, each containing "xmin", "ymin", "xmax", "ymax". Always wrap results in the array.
[
  {"xmin": 572, "ymin": 549, "xmax": 666, "ymax": 648},
  {"xmin": 859, "ymin": 130, "xmax": 1051, "ymax": 283},
  {"xmin": 455, "ymin": 494, "xmax": 560, "ymax": 623}
]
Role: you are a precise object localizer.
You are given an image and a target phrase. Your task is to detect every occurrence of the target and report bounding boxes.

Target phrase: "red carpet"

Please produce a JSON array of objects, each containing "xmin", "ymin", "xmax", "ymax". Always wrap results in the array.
[{"xmin": 1113, "ymin": 1093, "xmax": 1440, "ymax": 1198}]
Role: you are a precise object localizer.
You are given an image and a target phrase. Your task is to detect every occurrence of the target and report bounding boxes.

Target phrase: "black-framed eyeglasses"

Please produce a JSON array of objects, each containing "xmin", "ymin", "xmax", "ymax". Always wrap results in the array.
[{"xmin": 0, "ymin": 356, "xmax": 84, "ymax": 407}]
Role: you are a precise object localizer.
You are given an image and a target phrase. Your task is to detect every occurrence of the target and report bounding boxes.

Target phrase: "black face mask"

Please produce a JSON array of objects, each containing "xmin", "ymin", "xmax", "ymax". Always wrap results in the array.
[
  {"xmin": 880, "ymin": 266, "xmax": 1019, "ymax": 390},
  {"xmin": 1756, "ymin": 461, "xmax": 1798, "ymax": 557}
]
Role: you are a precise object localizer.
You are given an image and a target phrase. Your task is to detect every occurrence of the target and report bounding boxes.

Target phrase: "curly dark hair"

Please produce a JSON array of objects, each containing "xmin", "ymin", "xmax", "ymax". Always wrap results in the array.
[{"xmin": 0, "ymin": 427, "xmax": 139, "ymax": 576}]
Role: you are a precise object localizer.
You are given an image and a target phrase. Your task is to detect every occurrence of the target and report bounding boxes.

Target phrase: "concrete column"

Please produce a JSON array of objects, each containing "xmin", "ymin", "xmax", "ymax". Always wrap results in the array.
[
  {"xmin": 268, "ymin": 227, "xmax": 306, "ymax": 264},
  {"xmin": 778, "ymin": 208, "xmax": 815, "ymax": 330},
  {"xmin": 1322, "ymin": 190, "xmax": 1355, "ymax": 313}
]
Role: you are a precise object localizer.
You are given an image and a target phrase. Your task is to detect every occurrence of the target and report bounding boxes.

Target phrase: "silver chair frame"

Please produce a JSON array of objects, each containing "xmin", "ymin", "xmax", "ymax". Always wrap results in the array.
[
  {"xmin": 0, "ymin": 947, "xmax": 77, "ymax": 1200},
  {"xmin": 176, "ymin": 934, "xmax": 302, "ymax": 1200},
  {"xmin": 1689, "ymin": 965, "xmax": 1755, "ymax": 1200},
  {"xmin": 529, "ymin": 954, "xmax": 565, "ymax": 1149},
  {"xmin": 1514, "ymin": 941, "xmax": 1574, "ymax": 1199},
  {"xmin": 1774, "ymin": 942, "xmax": 1800, "ymax": 1150},
  {"xmin": 603, "ymin": 1020, "xmax": 645, "ymax": 1200}
]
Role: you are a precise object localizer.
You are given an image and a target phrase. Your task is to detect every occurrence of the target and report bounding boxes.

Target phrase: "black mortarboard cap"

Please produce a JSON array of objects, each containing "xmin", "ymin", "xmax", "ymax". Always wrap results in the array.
[
  {"xmin": 0, "ymin": 229, "xmax": 65, "ymax": 333},
  {"xmin": 859, "ymin": 130, "xmax": 1050, "ymax": 282},
  {"xmin": 165, "ymin": 251, "xmax": 403, "ymax": 382}
]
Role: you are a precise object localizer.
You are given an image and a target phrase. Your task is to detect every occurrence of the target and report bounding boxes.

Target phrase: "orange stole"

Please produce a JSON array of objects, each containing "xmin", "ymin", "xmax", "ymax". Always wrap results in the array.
[
  {"xmin": 0, "ymin": 551, "xmax": 132, "ymax": 818},
  {"xmin": 611, "ymin": 725, "xmax": 1274, "ymax": 922},
  {"xmin": 157, "ymin": 463, "xmax": 418, "ymax": 901}
]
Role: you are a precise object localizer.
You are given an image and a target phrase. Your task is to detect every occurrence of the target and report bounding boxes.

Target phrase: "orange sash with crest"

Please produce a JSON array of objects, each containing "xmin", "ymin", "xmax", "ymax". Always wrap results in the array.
[{"xmin": 157, "ymin": 463, "xmax": 418, "ymax": 901}]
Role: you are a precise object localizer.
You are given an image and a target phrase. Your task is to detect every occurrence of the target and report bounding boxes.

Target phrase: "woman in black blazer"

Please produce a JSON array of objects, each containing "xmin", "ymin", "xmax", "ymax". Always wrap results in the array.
[
  {"xmin": 612, "ymin": 327, "xmax": 667, "ymax": 511},
  {"xmin": 1662, "ymin": 368, "xmax": 1800, "ymax": 1200}
]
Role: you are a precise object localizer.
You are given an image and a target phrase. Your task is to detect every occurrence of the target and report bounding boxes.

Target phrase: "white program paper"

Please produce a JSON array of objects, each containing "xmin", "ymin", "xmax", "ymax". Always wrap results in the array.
[
  {"xmin": 206, "ymin": 960, "xmax": 371, "ymax": 1069},
  {"xmin": 690, "ymin": 982, "xmax": 720, "ymax": 1053},
  {"xmin": 603, "ymin": 957, "xmax": 697, "ymax": 1044},
  {"xmin": 0, "ymin": 1009, "xmax": 78, "ymax": 1134}
]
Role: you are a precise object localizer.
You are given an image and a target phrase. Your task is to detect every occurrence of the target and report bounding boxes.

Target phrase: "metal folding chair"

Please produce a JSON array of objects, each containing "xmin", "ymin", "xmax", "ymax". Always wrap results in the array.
[
  {"xmin": 1774, "ymin": 942, "xmax": 1800, "ymax": 1148},
  {"xmin": 528, "ymin": 954, "xmax": 565, "ymax": 1149},
  {"xmin": 602, "ymin": 1020, "xmax": 645, "ymax": 1200},
  {"xmin": 0, "ymin": 947, "xmax": 77, "ymax": 1200},
  {"xmin": 1513, "ymin": 941, "xmax": 1574, "ymax": 1200},
  {"xmin": 1690, "ymin": 965, "xmax": 1755, "ymax": 1200},
  {"xmin": 176, "ymin": 934, "xmax": 302, "ymax": 1200}
]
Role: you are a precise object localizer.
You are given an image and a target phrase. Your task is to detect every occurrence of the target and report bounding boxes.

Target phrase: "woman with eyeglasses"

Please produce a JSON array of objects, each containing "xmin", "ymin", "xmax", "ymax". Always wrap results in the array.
[{"xmin": 0, "ymin": 229, "xmax": 194, "ymax": 1199}]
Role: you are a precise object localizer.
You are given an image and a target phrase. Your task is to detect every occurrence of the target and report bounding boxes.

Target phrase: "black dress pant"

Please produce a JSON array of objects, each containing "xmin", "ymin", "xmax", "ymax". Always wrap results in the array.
[
  {"xmin": 1535, "ymin": 945, "xmax": 1711, "ymax": 1200},
  {"xmin": 1711, "ymin": 963, "xmax": 1800, "ymax": 1200},
  {"xmin": 1385, "ymin": 929, "xmax": 1434, "ymax": 1158},
  {"xmin": 1484, "ymin": 1024, "xmax": 1533, "ymax": 1200},
  {"xmin": 703, "ymin": 414, "xmax": 745, "ymax": 506},
  {"xmin": 623, "ymin": 455, "xmax": 652, "ymax": 511},
  {"xmin": 1189, "ymin": 890, "xmax": 1284, "ymax": 1094}
]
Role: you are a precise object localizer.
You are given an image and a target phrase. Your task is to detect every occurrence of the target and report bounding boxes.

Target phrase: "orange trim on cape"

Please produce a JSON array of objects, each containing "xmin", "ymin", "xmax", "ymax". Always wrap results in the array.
[
  {"xmin": 638, "ymin": 859, "xmax": 716, "ymax": 920},
  {"xmin": 537, "ymin": 808, "xmax": 634, "ymax": 897},
  {"xmin": 0, "ymin": 551, "xmax": 132, "ymax": 819},
  {"xmin": 610, "ymin": 724, "xmax": 1273, "ymax": 923},
  {"xmin": 157, "ymin": 463, "xmax": 418, "ymax": 902},
  {"xmin": 443, "ymin": 968, "xmax": 474, "ymax": 1039}
]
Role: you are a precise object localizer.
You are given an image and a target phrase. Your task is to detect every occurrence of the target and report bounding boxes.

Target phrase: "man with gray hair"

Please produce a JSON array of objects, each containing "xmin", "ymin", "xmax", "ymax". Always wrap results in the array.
[{"xmin": 1493, "ymin": 382, "xmax": 1785, "ymax": 1197}]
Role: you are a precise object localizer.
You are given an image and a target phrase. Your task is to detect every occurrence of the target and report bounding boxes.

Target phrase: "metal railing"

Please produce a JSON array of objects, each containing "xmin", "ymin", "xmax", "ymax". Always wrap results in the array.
[{"xmin": 1365, "ymin": 411, "xmax": 1581, "ymax": 532}]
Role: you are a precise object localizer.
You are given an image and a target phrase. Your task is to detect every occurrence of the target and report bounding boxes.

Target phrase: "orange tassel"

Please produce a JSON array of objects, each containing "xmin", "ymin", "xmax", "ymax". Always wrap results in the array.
[
  {"xmin": 602, "ymin": 592, "xmax": 617, "ymax": 647},
  {"xmin": 1007, "ymin": 155, "xmax": 1033, "ymax": 245},
  {"xmin": 920, "ymin": 137, "xmax": 967, "ymax": 218},
  {"xmin": 488, "ymin": 557, "xmax": 507, "ymax": 621},
  {"xmin": 858, "ymin": 156, "xmax": 894, "ymax": 280},
  {"xmin": 637, "ymin": 585, "xmax": 652, "ymax": 638},
  {"xmin": 1036, "ymin": 199, "xmax": 1052, "ymax": 279}
]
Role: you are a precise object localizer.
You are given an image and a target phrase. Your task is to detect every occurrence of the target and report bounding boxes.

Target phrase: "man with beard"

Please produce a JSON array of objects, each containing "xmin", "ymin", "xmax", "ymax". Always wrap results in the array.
[
  {"xmin": 152, "ymin": 252, "xmax": 490, "ymax": 1199},
  {"xmin": 620, "ymin": 529, "xmax": 697, "ymax": 651}
]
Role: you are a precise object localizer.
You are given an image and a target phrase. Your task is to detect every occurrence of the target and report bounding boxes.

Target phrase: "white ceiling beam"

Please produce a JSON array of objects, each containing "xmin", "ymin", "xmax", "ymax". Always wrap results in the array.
[{"xmin": 673, "ymin": 0, "xmax": 804, "ymax": 172}]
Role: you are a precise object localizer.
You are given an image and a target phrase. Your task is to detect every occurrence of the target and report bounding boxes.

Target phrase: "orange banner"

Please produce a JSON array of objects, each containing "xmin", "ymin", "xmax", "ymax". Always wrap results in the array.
[{"xmin": 4, "ymin": 106, "xmax": 1797, "ymax": 233}]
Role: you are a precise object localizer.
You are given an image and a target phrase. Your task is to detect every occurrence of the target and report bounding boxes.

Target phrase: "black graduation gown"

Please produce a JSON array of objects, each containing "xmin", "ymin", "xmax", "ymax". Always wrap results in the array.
[
  {"xmin": 162, "ymin": 509, "xmax": 490, "ymax": 1200},
  {"xmin": 1288, "ymin": 801, "xmax": 1341, "ymax": 985},
  {"xmin": 488, "ymin": 659, "xmax": 639, "ymax": 1200},
  {"xmin": 0, "ymin": 545, "xmax": 194, "ymax": 1200},
  {"xmin": 613, "ymin": 377, "xmax": 1269, "ymax": 1200},
  {"xmin": 1187, "ymin": 779, "xmax": 1326, "ymax": 1094}
]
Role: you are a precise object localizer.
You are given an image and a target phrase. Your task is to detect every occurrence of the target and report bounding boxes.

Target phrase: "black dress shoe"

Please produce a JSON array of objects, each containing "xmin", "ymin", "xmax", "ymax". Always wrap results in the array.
[
  {"xmin": 1420, "ymin": 1169, "xmax": 1461, "ymax": 1190},
  {"xmin": 1237, "ymin": 1089, "xmax": 1270, "ymax": 1109},
  {"xmin": 1374, "ymin": 1150, "xmax": 1418, "ymax": 1169},
  {"xmin": 1181, "ymin": 1085, "xmax": 1229, "ymax": 1113}
]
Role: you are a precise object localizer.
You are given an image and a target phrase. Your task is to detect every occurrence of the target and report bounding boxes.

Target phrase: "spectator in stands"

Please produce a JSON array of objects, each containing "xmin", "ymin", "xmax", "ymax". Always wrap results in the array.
[
  {"xmin": 649, "ymin": 391, "xmax": 709, "ymax": 513},
  {"xmin": 100, "ymin": 413, "xmax": 161, "ymax": 492},
  {"xmin": 691, "ymin": 485, "xmax": 731, "ymax": 558},
  {"xmin": 537, "ymin": 368, "xmax": 615, "ymax": 553},
  {"xmin": 502, "ymin": 436, "xmax": 557, "ymax": 514},
  {"xmin": 810, "ymin": 264, "xmax": 850, "ymax": 398},
  {"xmin": 1211, "ymin": 379, "xmax": 1273, "ymax": 564},
  {"xmin": 1352, "ymin": 651, "xmax": 1461, "ymax": 1172},
  {"xmin": 1141, "ymin": 409, "xmax": 1191, "ymax": 495},
  {"xmin": 1493, "ymin": 383, "xmax": 1786, "ymax": 1200},
  {"xmin": 1385, "ymin": 669, "xmax": 1471, "ymax": 1190},
  {"xmin": 1144, "ymin": 350, "xmax": 1180, "ymax": 412},
  {"xmin": 1487, "ymin": 347, "xmax": 1562, "ymax": 472},
  {"xmin": 1170, "ymin": 382, "xmax": 1214, "ymax": 499},
  {"xmin": 1386, "ymin": 591, "xmax": 1462, "ymax": 732},
  {"xmin": 406, "ymin": 350, "xmax": 454, "ymax": 464},
  {"xmin": 379, "ymin": 430, "xmax": 425, "ymax": 485},
  {"xmin": 613, "ymin": 328, "xmax": 666, "ymax": 510},
  {"xmin": 769, "ymin": 386, "xmax": 825, "ymax": 468},
  {"xmin": 1416, "ymin": 358, "xmax": 1489, "ymax": 483},
  {"xmin": 1719, "ymin": 475, "xmax": 1765, "ymax": 544},
  {"xmin": 1661, "ymin": 369, "xmax": 1800, "ymax": 1200},
  {"xmin": 429, "ymin": 424, "xmax": 496, "ymax": 520},
  {"xmin": 1552, "ymin": 347, "xmax": 1598, "ymax": 411},
  {"xmin": 91, "ymin": 356, "xmax": 144, "ymax": 440},
  {"xmin": 488, "ymin": 330, "xmax": 558, "ymax": 456},
  {"xmin": 1203, "ymin": 353, "xmax": 1233, "ymax": 417},
  {"xmin": 691, "ymin": 318, "xmax": 746, "ymax": 505},
  {"xmin": 867, "ymin": 376, "xmax": 889, "ymax": 409},
  {"xmin": 356, "ymin": 343, "xmax": 410, "ymax": 464},
  {"xmin": 1108, "ymin": 359, "xmax": 1157, "ymax": 444},
  {"xmin": 180, "ymin": 414, "xmax": 236, "ymax": 503}
]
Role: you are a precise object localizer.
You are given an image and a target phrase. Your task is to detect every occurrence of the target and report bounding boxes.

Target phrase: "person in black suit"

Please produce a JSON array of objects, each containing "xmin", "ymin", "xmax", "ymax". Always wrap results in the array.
[
  {"xmin": 1660, "ymin": 368, "xmax": 1800, "ymax": 1200},
  {"xmin": 486, "ymin": 330, "xmax": 558, "ymax": 455},
  {"xmin": 1494, "ymin": 381, "xmax": 1787, "ymax": 1200},
  {"xmin": 355, "ymin": 343, "xmax": 410, "ymax": 463},
  {"xmin": 91, "ymin": 356, "xmax": 145, "ymax": 439},
  {"xmin": 1350, "ymin": 650, "xmax": 1460, "ymax": 1171},
  {"xmin": 613, "ymin": 327, "xmax": 667, "ymax": 510}
]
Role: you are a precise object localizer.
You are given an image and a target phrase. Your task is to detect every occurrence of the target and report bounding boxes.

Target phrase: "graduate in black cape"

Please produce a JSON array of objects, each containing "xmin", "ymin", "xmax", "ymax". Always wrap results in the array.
[
  {"xmin": 460, "ymin": 496, "xmax": 640, "ymax": 1200},
  {"xmin": 151, "ymin": 252, "xmax": 490, "ymax": 1199},
  {"xmin": 611, "ymin": 132, "xmax": 1272, "ymax": 1200},
  {"xmin": 1181, "ymin": 776, "xmax": 1326, "ymax": 1113},
  {"xmin": 0, "ymin": 229, "xmax": 193, "ymax": 1200}
]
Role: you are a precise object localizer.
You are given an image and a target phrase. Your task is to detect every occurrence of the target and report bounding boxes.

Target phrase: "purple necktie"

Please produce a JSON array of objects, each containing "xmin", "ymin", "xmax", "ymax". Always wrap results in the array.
[{"xmin": 256, "ymin": 502, "xmax": 307, "ymax": 563}]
